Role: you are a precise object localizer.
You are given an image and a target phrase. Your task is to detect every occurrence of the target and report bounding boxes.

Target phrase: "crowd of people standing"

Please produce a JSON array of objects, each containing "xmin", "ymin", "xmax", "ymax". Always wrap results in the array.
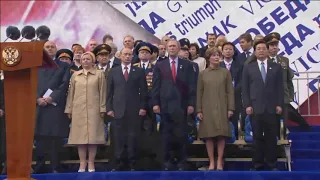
[{"xmin": 0, "ymin": 31, "xmax": 295, "ymax": 173}]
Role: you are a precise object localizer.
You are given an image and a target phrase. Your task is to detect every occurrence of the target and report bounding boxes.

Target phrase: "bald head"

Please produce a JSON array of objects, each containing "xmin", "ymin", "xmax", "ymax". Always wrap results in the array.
[
  {"xmin": 44, "ymin": 41, "xmax": 57, "ymax": 57},
  {"xmin": 88, "ymin": 39, "xmax": 98, "ymax": 51}
]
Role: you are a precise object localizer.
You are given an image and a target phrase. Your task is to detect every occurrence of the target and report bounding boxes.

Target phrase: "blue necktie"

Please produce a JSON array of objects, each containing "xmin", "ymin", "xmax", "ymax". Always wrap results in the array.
[
  {"xmin": 260, "ymin": 62, "xmax": 266, "ymax": 83},
  {"xmin": 143, "ymin": 63, "xmax": 146, "ymax": 70}
]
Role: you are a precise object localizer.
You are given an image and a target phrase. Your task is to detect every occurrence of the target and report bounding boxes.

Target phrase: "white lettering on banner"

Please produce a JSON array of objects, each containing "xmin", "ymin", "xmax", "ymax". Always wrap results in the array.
[{"xmin": 111, "ymin": 0, "xmax": 320, "ymax": 107}]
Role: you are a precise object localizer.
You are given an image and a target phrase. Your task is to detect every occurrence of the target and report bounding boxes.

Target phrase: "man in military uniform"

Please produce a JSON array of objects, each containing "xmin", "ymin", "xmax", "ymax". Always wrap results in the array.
[
  {"xmin": 132, "ymin": 42, "xmax": 158, "ymax": 168},
  {"xmin": 55, "ymin": 49, "xmax": 73, "ymax": 65},
  {"xmin": 93, "ymin": 44, "xmax": 112, "ymax": 78},
  {"xmin": 178, "ymin": 38, "xmax": 199, "ymax": 80},
  {"xmin": 265, "ymin": 32, "xmax": 294, "ymax": 136}
]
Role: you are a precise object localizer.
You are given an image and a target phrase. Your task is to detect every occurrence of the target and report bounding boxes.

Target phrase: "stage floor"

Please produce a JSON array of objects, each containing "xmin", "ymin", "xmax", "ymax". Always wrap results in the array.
[{"xmin": 2, "ymin": 171, "xmax": 320, "ymax": 180}]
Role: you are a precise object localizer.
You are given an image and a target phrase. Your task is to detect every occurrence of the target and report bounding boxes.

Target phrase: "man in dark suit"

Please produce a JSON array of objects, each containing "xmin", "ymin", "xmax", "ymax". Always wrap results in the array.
[
  {"xmin": 220, "ymin": 42, "xmax": 243, "ymax": 136},
  {"xmin": 107, "ymin": 47, "xmax": 148, "ymax": 171},
  {"xmin": 236, "ymin": 33, "xmax": 254, "ymax": 65},
  {"xmin": 156, "ymin": 43, "xmax": 167, "ymax": 64},
  {"xmin": 199, "ymin": 33, "xmax": 216, "ymax": 58},
  {"xmin": 242, "ymin": 40, "xmax": 284, "ymax": 171},
  {"xmin": 152, "ymin": 39, "xmax": 196, "ymax": 170},
  {"xmin": 106, "ymin": 42, "xmax": 121, "ymax": 68},
  {"xmin": 265, "ymin": 32, "xmax": 294, "ymax": 136},
  {"xmin": 33, "ymin": 48, "xmax": 71, "ymax": 173}
]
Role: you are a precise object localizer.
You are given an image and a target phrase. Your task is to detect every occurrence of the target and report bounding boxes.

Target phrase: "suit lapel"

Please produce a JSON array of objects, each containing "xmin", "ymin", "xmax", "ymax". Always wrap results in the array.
[
  {"xmin": 253, "ymin": 61, "xmax": 264, "ymax": 84},
  {"xmin": 265, "ymin": 61, "xmax": 273, "ymax": 85},
  {"xmin": 128, "ymin": 65, "xmax": 135, "ymax": 82},
  {"xmin": 165, "ymin": 59, "xmax": 174, "ymax": 81},
  {"xmin": 177, "ymin": 59, "xmax": 183, "ymax": 80},
  {"xmin": 117, "ymin": 66, "xmax": 126, "ymax": 82}
]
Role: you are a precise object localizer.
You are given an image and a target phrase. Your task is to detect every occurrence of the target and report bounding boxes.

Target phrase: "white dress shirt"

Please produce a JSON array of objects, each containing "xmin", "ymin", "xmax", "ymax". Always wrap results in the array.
[
  {"xmin": 121, "ymin": 63, "xmax": 131, "ymax": 74},
  {"xmin": 141, "ymin": 61, "xmax": 149, "ymax": 69},
  {"xmin": 257, "ymin": 59, "xmax": 268, "ymax": 73},
  {"xmin": 223, "ymin": 59, "xmax": 233, "ymax": 70},
  {"xmin": 269, "ymin": 56, "xmax": 277, "ymax": 63},
  {"xmin": 170, "ymin": 57, "xmax": 178, "ymax": 72},
  {"xmin": 98, "ymin": 64, "xmax": 109, "ymax": 72}
]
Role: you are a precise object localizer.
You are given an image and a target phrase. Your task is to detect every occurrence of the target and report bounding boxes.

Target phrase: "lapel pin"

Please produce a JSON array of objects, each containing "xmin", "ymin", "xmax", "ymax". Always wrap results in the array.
[
  {"xmin": 269, "ymin": 67, "xmax": 272, "ymax": 70},
  {"xmin": 180, "ymin": 65, "xmax": 183, "ymax": 69},
  {"xmin": 133, "ymin": 68, "xmax": 135, "ymax": 72}
]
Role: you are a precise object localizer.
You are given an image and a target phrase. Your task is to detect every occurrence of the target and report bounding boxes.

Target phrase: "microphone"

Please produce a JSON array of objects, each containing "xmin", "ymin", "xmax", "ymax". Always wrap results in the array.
[
  {"xmin": 4, "ymin": 26, "xmax": 21, "ymax": 42},
  {"xmin": 35, "ymin": 25, "xmax": 51, "ymax": 41},
  {"xmin": 19, "ymin": 25, "xmax": 36, "ymax": 42}
]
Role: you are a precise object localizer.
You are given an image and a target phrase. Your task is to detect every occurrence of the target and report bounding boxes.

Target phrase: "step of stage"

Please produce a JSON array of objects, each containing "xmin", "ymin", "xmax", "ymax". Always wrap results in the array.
[
  {"xmin": 288, "ymin": 132, "xmax": 320, "ymax": 141},
  {"xmin": 292, "ymin": 159, "xmax": 320, "ymax": 171},
  {"xmin": 1, "ymin": 171, "xmax": 320, "ymax": 180},
  {"xmin": 291, "ymin": 140, "xmax": 320, "ymax": 149}
]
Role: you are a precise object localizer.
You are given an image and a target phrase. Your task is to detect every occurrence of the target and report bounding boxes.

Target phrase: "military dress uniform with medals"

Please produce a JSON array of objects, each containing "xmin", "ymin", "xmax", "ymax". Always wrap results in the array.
[
  {"xmin": 265, "ymin": 32, "xmax": 294, "ymax": 136},
  {"xmin": 133, "ymin": 42, "xmax": 161, "ymax": 169}
]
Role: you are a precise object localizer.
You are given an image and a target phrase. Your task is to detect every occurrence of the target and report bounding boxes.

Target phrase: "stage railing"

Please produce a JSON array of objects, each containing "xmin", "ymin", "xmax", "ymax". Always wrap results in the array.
[{"xmin": 293, "ymin": 71, "xmax": 320, "ymax": 117}]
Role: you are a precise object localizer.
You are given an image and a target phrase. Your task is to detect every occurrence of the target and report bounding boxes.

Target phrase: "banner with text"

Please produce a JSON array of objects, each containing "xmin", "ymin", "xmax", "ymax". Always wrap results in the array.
[{"xmin": 110, "ymin": 0, "xmax": 320, "ymax": 108}]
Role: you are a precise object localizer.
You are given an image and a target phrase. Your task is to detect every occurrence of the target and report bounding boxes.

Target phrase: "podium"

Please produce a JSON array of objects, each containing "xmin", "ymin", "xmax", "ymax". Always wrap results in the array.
[{"xmin": 0, "ymin": 42, "xmax": 57, "ymax": 180}]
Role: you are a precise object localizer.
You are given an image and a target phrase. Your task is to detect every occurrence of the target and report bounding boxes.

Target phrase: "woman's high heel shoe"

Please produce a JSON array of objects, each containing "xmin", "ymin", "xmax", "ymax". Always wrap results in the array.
[
  {"xmin": 88, "ymin": 162, "xmax": 95, "ymax": 172},
  {"xmin": 78, "ymin": 161, "xmax": 87, "ymax": 173},
  {"xmin": 88, "ymin": 169, "xmax": 95, "ymax": 172},
  {"xmin": 78, "ymin": 169, "xmax": 86, "ymax": 172}
]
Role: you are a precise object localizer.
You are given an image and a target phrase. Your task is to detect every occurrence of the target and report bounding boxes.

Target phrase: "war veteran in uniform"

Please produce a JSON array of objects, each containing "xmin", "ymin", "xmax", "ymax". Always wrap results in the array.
[
  {"xmin": 133, "ymin": 42, "xmax": 156, "ymax": 132},
  {"xmin": 265, "ymin": 32, "xmax": 294, "ymax": 136},
  {"xmin": 93, "ymin": 44, "xmax": 112, "ymax": 79}
]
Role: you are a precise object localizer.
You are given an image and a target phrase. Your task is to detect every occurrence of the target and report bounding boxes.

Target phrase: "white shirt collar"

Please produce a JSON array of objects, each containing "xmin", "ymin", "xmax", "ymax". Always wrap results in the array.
[
  {"xmin": 224, "ymin": 59, "xmax": 233, "ymax": 65},
  {"xmin": 98, "ymin": 64, "xmax": 109, "ymax": 71},
  {"xmin": 248, "ymin": 47, "xmax": 254, "ymax": 54},
  {"xmin": 257, "ymin": 59, "xmax": 268, "ymax": 72},
  {"xmin": 141, "ymin": 61, "xmax": 149, "ymax": 68},
  {"xmin": 170, "ymin": 57, "xmax": 178, "ymax": 63},
  {"xmin": 121, "ymin": 63, "xmax": 131, "ymax": 72}
]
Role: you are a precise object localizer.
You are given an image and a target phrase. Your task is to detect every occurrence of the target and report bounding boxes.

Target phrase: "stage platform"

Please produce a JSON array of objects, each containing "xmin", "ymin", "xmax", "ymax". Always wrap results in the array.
[{"xmin": 1, "ymin": 171, "xmax": 320, "ymax": 180}]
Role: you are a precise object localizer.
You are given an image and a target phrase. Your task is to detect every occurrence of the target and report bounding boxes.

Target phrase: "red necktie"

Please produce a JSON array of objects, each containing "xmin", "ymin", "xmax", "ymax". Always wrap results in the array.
[
  {"xmin": 124, "ymin": 66, "xmax": 129, "ymax": 81},
  {"xmin": 171, "ymin": 60, "xmax": 176, "ymax": 82}
]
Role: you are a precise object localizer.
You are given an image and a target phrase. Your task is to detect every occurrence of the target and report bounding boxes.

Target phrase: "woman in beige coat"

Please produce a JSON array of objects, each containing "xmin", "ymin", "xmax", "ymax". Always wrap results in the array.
[
  {"xmin": 65, "ymin": 51, "xmax": 107, "ymax": 172},
  {"xmin": 196, "ymin": 47, "xmax": 235, "ymax": 171}
]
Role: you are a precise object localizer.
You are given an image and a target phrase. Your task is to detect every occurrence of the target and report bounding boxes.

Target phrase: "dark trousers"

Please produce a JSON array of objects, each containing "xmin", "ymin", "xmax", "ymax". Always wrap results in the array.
[
  {"xmin": 112, "ymin": 112, "xmax": 142, "ymax": 166},
  {"xmin": 34, "ymin": 136, "xmax": 63, "ymax": 172},
  {"xmin": 251, "ymin": 112, "xmax": 278, "ymax": 169},
  {"xmin": 162, "ymin": 111, "xmax": 188, "ymax": 168}
]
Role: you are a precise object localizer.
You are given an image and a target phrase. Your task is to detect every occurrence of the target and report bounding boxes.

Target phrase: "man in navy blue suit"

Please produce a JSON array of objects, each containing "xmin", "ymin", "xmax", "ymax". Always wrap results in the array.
[
  {"xmin": 220, "ymin": 42, "xmax": 243, "ymax": 136},
  {"xmin": 152, "ymin": 39, "xmax": 196, "ymax": 170},
  {"xmin": 242, "ymin": 40, "xmax": 284, "ymax": 171}
]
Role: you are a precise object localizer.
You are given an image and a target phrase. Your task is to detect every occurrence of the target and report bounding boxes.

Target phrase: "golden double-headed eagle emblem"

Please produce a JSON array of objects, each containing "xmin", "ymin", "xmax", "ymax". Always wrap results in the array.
[{"xmin": 2, "ymin": 46, "xmax": 21, "ymax": 67}]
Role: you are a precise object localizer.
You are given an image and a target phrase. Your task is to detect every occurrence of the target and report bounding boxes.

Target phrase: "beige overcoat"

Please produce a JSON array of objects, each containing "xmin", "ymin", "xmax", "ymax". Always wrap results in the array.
[
  {"xmin": 65, "ymin": 68, "xmax": 107, "ymax": 144},
  {"xmin": 196, "ymin": 67, "xmax": 235, "ymax": 138}
]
